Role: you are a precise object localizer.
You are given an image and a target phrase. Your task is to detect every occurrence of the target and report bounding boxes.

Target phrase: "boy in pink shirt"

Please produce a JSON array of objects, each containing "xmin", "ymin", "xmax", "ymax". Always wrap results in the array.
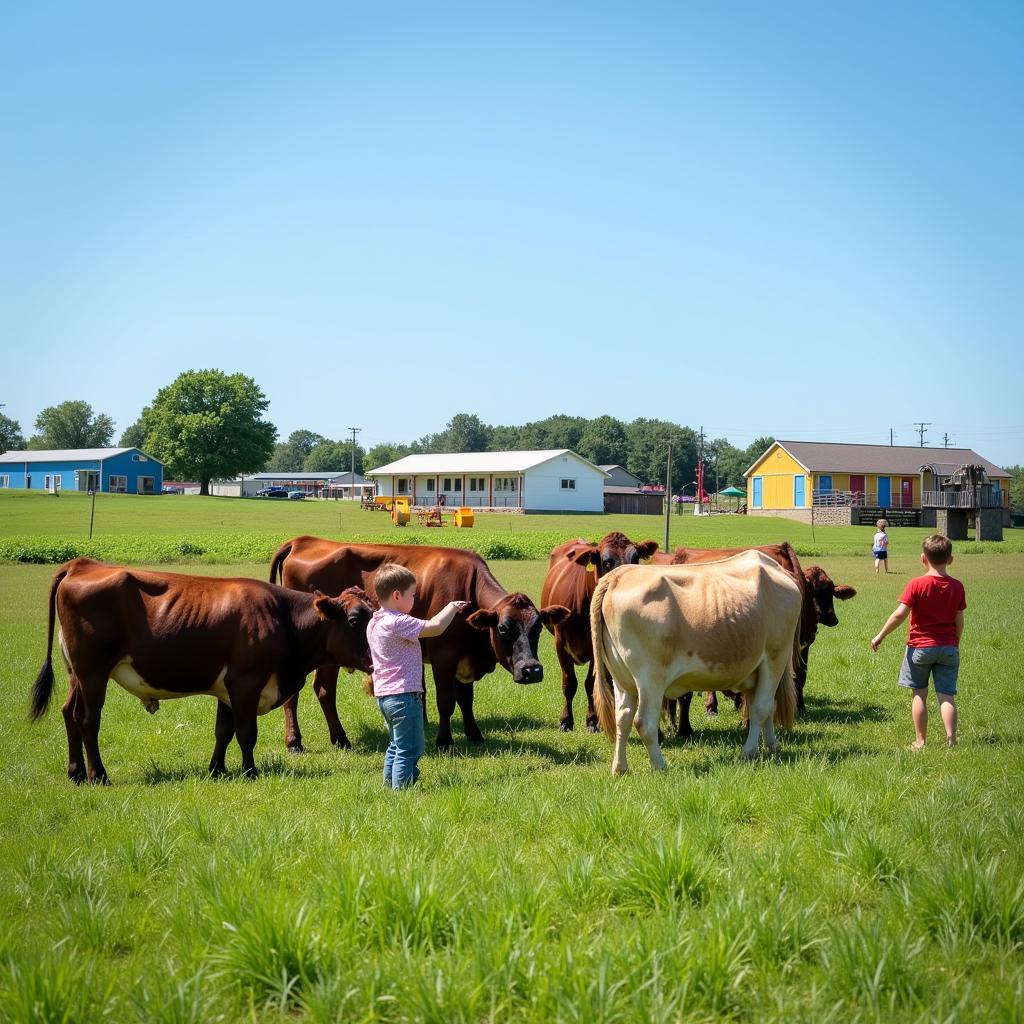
[
  {"xmin": 366, "ymin": 564, "xmax": 467, "ymax": 789},
  {"xmin": 871, "ymin": 534, "xmax": 966, "ymax": 748}
]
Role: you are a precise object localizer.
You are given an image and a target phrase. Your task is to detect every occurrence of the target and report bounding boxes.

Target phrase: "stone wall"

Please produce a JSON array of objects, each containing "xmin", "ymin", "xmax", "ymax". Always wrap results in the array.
[{"xmin": 749, "ymin": 506, "xmax": 856, "ymax": 526}]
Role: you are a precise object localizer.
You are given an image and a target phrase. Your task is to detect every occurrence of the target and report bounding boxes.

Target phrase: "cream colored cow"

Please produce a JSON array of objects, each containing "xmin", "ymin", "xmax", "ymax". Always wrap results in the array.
[{"xmin": 590, "ymin": 551, "xmax": 802, "ymax": 774}]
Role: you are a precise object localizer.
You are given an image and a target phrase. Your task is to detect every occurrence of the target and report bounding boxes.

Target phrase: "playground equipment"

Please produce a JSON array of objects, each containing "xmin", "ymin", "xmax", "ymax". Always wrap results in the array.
[{"xmin": 391, "ymin": 496, "xmax": 410, "ymax": 526}]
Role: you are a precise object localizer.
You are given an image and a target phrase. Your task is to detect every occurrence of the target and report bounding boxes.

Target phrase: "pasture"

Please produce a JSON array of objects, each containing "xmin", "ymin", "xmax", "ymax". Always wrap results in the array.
[{"xmin": 1, "ymin": 493, "xmax": 1022, "ymax": 1022}]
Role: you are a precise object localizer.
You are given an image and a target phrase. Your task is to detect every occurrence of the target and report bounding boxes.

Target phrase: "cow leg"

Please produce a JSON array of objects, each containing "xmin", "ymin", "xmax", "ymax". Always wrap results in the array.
[
  {"xmin": 675, "ymin": 692, "xmax": 695, "ymax": 742},
  {"xmin": 76, "ymin": 675, "xmax": 110, "ymax": 784},
  {"xmin": 455, "ymin": 682, "xmax": 484, "ymax": 744},
  {"xmin": 209, "ymin": 700, "xmax": 234, "ymax": 776},
  {"xmin": 795, "ymin": 645, "xmax": 809, "ymax": 715},
  {"xmin": 433, "ymin": 665, "xmax": 458, "ymax": 751},
  {"xmin": 312, "ymin": 665, "xmax": 351, "ymax": 750},
  {"xmin": 742, "ymin": 661, "xmax": 776, "ymax": 760},
  {"xmin": 281, "ymin": 692, "xmax": 303, "ymax": 753},
  {"xmin": 612, "ymin": 684, "xmax": 638, "ymax": 776},
  {"xmin": 61, "ymin": 681, "xmax": 87, "ymax": 783},
  {"xmin": 705, "ymin": 691, "xmax": 719, "ymax": 717},
  {"xmin": 228, "ymin": 688, "xmax": 261, "ymax": 779},
  {"xmin": 556, "ymin": 639, "xmax": 579, "ymax": 732},
  {"xmin": 582, "ymin": 662, "xmax": 600, "ymax": 733},
  {"xmin": 634, "ymin": 690, "xmax": 667, "ymax": 771}
]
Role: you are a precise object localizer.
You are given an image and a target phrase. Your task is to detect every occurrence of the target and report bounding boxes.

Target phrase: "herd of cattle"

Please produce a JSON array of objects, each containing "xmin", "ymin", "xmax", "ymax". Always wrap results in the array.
[{"xmin": 29, "ymin": 532, "xmax": 855, "ymax": 782}]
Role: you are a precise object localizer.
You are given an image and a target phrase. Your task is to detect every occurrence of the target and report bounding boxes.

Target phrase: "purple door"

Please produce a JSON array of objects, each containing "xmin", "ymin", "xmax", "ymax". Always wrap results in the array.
[{"xmin": 901, "ymin": 478, "xmax": 913, "ymax": 508}]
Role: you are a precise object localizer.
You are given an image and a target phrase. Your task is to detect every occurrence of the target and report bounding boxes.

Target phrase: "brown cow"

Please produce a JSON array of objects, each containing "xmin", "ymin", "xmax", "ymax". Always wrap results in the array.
[
  {"xmin": 30, "ymin": 558, "xmax": 374, "ymax": 783},
  {"xmin": 540, "ymin": 532, "xmax": 658, "ymax": 732},
  {"xmin": 269, "ymin": 537, "xmax": 570, "ymax": 752},
  {"xmin": 652, "ymin": 543, "xmax": 856, "ymax": 736}
]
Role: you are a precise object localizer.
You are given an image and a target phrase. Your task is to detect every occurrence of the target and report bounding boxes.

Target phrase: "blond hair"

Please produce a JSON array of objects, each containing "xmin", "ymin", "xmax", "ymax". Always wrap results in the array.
[
  {"xmin": 373, "ymin": 563, "xmax": 417, "ymax": 603},
  {"xmin": 876, "ymin": 519, "xmax": 888, "ymax": 530},
  {"xmin": 922, "ymin": 533, "xmax": 953, "ymax": 567}
]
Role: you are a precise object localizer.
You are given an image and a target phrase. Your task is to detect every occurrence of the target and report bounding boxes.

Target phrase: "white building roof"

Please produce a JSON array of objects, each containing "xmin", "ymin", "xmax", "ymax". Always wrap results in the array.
[
  {"xmin": 365, "ymin": 449, "xmax": 607, "ymax": 477},
  {"xmin": 0, "ymin": 447, "xmax": 163, "ymax": 465}
]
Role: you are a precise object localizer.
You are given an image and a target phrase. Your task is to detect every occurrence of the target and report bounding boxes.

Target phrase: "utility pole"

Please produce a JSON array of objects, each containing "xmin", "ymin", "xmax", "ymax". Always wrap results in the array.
[
  {"xmin": 347, "ymin": 426, "xmax": 361, "ymax": 500},
  {"xmin": 696, "ymin": 425, "xmax": 706, "ymax": 512},
  {"xmin": 663, "ymin": 436, "xmax": 673, "ymax": 555},
  {"xmin": 914, "ymin": 422, "xmax": 931, "ymax": 447},
  {"xmin": 890, "ymin": 427, "xmax": 893, "ymax": 446},
  {"xmin": 943, "ymin": 432, "xmax": 952, "ymax": 448}
]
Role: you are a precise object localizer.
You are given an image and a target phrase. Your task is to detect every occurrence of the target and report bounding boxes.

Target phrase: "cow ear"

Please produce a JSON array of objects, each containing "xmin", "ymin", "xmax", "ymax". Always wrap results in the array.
[
  {"xmin": 834, "ymin": 585, "xmax": 857, "ymax": 600},
  {"xmin": 566, "ymin": 544, "xmax": 598, "ymax": 566},
  {"xmin": 540, "ymin": 604, "xmax": 572, "ymax": 627},
  {"xmin": 467, "ymin": 609, "xmax": 498, "ymax": 630},
  {"xmin": 635, "ymin": 540, "xmax": 659, "ymax": 560},
  {"xmin": 313, "ymin": 594, "xmax": 341, "ymax": 621}
]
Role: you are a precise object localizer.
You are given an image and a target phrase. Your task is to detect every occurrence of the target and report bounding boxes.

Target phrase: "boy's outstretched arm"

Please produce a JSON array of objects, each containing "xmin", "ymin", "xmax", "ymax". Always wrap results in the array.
[
  {"xmin": 871, "ymin": 603, "xmax": 910, "ymax": 652},
  {"xmin": 420, "ymin": 601, "xmax": 470, "ymax": 638}
]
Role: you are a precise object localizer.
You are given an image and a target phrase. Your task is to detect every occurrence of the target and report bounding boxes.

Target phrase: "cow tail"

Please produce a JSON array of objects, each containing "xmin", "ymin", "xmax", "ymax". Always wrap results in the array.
[
  {"xmin": 773, "ymin": 622, "xmax": 799, "ymax": 731},
  {"xmin": 590, "ymin": 574, "xmax": 616, "ymax": 740},
  {"xmin": 781, "ymin": 541, "xmax": 810, "ymax": 677},
  {"xmin": 269, "ymin": 541, "xmax": 292, "ymax": 585},
  {"xmin": 30, "ymin": 567, "xmax": 67, "ymax": 721}
]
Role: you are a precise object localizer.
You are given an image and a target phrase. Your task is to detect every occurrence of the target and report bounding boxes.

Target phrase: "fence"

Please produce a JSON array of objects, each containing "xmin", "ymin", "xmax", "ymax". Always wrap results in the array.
[{"xmin": 922, "ymin": 489, "xmax": 1002, "ymax": 509}]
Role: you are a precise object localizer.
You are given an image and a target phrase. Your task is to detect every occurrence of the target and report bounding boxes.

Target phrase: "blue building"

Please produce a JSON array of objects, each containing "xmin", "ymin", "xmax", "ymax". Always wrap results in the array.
[{"xmin": 0, "ymin": 447, "xmax": 165, "ymax": 494}]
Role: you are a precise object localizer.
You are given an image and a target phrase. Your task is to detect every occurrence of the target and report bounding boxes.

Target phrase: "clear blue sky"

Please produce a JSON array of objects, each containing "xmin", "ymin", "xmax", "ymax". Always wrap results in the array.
[{"xmin": 2, "ymin": 1, "xmax": 1022, "ymax": 465}]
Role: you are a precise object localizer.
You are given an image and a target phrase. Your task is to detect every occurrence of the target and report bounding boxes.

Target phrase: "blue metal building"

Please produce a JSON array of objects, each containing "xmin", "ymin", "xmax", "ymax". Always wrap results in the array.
[{"xmin": 0, "ymin": 447, "xmax": 165, "ymax": 494}]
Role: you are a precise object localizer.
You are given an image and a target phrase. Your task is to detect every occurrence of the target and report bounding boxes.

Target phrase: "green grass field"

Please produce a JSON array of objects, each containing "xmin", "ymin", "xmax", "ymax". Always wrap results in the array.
[{"xmin": 1, "ymin": 493, "xmax": 1022, "ymax": 1021}]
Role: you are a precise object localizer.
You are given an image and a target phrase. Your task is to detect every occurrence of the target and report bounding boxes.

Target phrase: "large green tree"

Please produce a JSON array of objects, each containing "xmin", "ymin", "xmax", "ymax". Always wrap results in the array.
[
  {"xmin": 0, "ymin": 412, "xmax": 25, "ymax": 452},
  {"xmin": 364, "ymin": 442, "xmax": 408, "ymax": 471},
  {"xmin": 577, "ymin": 415, "xmax": 628, "ymax": 467},
  {"xmin": 1006, "ymin": 465, "xmax": 1024, "ymax": 513},
  {"xmin": 304, "ymin": 440, "xmax": 364, "ymax": 474},
  {"xmin": 434, "ymin": 413, "xmax": 490, "ymax": 453},
  {"xmin": 141, "ymin": 370, "xmax": 276, "ymax": 495},
  {"xmin": 625, "ymin": 419, "xmax": 696, "ymax": 491},
  {"xmin": 29, "ymin": 400, "xmax": 114, "ymax": 449},
  {"xmin": 119, "ymin": 418, "xmax": 148, "ymax": 450}
]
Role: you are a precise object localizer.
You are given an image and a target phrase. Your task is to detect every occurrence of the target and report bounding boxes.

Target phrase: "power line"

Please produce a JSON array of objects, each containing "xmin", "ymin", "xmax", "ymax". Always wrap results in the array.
[
  {"xmin": 914, "ymin": 422, "xmax": 931, "ymax": 447},
  {"xmin": 347, "ymin": 426, "xmax": 361, "ymax": 497}
]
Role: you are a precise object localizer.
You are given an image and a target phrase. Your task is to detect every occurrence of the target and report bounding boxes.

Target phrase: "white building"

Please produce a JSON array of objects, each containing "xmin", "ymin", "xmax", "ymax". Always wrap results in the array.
[{"xmin": 364, "ymin": 450, "xmax": 607, "ymax": 512}]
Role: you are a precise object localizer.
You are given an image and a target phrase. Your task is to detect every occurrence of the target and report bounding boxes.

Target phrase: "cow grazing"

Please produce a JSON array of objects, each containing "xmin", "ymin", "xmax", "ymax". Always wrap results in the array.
[
  {"xmin": 591, "ymin": 551, "xmax": 803, "ymax": 773},
  {"xmin": 269, "ymin": 537, "xmax": 570, "ymax": 751},
  {"xmin": 540, "ymin": 532, "xmax": 658, "ymax": 732},
  {"xmin": 30, "ymin": 558, "xmax": 374, "ymax": 783},
  {"xmin": 652, "ymin": 543, "xmax": 856, "ymax": 735}
]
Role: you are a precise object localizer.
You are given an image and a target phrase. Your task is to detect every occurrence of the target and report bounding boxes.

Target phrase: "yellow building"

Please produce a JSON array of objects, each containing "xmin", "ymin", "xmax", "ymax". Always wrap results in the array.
[{"xmin": 744, "ymin": 440, "xmax": 1010, "ymax": 525}]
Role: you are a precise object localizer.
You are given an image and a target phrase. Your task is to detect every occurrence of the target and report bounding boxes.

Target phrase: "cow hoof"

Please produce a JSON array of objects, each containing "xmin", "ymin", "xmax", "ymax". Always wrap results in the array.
[
  {"xmin": 287, "ymin": 742, "xmax": 305, "ymax": 755},
  {"xmin": 241, "ymin": 768, "xmax": 260, "ymax": 781},
  {"xmin": 559, "ymin": 721, "xmax": 573, "ymax": 733},
  {"xmin": 69, "ymin": 770, "xmax": 87, "ymax": 785},
  {"xmin": 741, "ymin": 749, "xmax": 758, "ymax": 762},
  {"xmin": 586, "ymin": 721, "xmax": 601, "ymax": 734},
  {"xmin": 436, "ymin": 740, "xmax": 455, "ymax": 754},
  {"xmin": 90, "ymin": 774, "xmax": 111, "ymax": 786},
  {"xmin": 676, "ymin": 732, "xmax": 694, "ymax": 744},
  {"xmin": 332, "ymin": 737, "xmax": 353, "ymax": 751}
]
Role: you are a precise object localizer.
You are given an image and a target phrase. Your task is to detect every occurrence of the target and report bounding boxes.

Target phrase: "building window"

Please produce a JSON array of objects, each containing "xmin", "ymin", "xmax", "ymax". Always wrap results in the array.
[
  {"xmin": 494, "ymin": 477, "xmax": 517, "ymax": 493},
  {"xmin": 397, "ymin": 478, "xmax": 409, "ymax": 494},
  {"xmin": 110, "ymin": 475, "xmax": 127, "ymax": 493},
  {"xmin": 454, "ymin": 478, "xmax": 461, "ymax": 491},
  {"xmin": 0, "ymin": 475, "xmax": 8, "ymax": 488},
  {"xmin": 426, "ymin": 479, "xmax": 435, "ymax": 492},
  {"xmin": 138, "ymin": 476, "xmax": 155, "ymax": 495},
  {"xmin": 443, "ymin": 478, "xmax": 452, "ymax": 491},
  {"xmin": 561, "ymin": 478, "xmax": 576, "ymax": 490}
]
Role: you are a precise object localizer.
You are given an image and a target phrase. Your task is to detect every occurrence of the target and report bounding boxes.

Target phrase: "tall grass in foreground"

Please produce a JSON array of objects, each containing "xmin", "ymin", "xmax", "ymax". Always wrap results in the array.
[{"xmin": 1, "ymin": 556, "xmax": 1022, "ymax": 1021}]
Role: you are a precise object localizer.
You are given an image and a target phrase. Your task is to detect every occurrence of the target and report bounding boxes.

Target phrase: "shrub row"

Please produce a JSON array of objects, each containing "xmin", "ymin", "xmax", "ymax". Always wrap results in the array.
[{"xmin": 0, "ymin": 531, "xmax": 573, "ymax": 566}]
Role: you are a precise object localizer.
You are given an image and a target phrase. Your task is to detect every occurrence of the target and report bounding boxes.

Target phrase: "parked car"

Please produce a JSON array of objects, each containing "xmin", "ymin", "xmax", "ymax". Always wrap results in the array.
[
  {"xmin": 256, "ymin": 486, "xmax": 289, "ymax": 498},
  {"xmin": 287, "ymin": 490, "xmax": 307, "ymax": 500},
  {"xmin": 160, "ymin": 485, "xmax": 183, "ymax": 495}
]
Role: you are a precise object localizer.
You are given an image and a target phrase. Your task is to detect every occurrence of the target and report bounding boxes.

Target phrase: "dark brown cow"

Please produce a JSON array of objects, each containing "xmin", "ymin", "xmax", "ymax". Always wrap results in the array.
[
  {"xmin": 269, "ymin": 537, "xmax": 570, "ymax": 751},
  {"xmin": 652, "ymin": 543, "xmax": 856, "ymax": 737},
  {"xmin": 540, "ymin": 532, "xmax": 658, "ymax": 731},
  {"xmin": 30, "ymin": 558, "xmax": 374, "ymax": 783}
]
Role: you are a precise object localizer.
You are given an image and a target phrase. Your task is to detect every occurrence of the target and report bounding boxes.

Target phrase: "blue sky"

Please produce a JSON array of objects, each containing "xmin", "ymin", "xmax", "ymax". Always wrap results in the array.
[{"xmin": 2, "ymin": 1, "xmax": 1022, "ymax": 465}]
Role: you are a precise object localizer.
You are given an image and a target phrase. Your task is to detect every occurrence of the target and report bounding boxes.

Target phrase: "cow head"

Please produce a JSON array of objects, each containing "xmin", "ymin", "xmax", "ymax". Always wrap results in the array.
[
  {"xmin": 313, "ymin": 586, "xmax": 375, "ymax": 673},
  {"xmin": 802, "ymin": 566, "xmax": 857, "ymax": 628},
  {"xmin": 467, "ymin": 592, "xmax": 570, "ymax": 684},
  {"xmin": 565, "ymin": 532, "xmax": 659, "ymax": 578}
]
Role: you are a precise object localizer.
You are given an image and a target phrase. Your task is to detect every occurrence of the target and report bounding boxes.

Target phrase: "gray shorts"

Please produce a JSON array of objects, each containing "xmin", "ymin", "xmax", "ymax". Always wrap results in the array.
[{"xmin": 898, "ymin": 646, "xmax": 959, "ymax": 695}]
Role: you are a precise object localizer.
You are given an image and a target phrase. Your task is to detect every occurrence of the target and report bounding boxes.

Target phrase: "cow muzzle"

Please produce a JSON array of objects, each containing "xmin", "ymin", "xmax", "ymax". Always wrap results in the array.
[{"xmin": 514, "ymin": 662, "xmax": 544, "ymax": 685}]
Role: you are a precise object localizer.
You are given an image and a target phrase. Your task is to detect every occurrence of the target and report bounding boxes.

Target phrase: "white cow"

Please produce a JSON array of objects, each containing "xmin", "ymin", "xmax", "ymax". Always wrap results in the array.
[{"xmin": 590, "ymin": 551, "xmax": 802, "ymax": 774}]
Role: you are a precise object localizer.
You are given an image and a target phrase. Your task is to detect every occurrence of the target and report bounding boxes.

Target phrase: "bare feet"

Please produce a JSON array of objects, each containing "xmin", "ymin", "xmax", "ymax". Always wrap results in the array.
[{"xmin": 907, "ymin": 740, "xmax": 925, "ymax": 751}]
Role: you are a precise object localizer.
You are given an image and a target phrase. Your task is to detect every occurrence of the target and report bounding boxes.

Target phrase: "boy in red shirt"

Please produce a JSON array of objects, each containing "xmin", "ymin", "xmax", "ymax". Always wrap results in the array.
[{"xmin": 871, "ymin": 533, "xmax": 966, "ymax": 748}]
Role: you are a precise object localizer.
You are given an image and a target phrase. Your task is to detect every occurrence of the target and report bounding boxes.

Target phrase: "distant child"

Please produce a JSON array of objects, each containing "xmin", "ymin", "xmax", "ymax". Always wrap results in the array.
[
  {"xmin": 367, "ymin": 564, "xmax": 468, "ymax": 789},
  {"xmin": 870, "ymin": 534, "xmax": 966, "ymax": 749},
  {"xmin": 873, "ymin": 518, "xmax": 890, "ymax": 574}
]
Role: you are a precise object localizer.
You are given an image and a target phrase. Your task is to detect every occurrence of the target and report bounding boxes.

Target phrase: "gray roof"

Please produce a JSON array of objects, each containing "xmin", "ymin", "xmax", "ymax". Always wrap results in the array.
[
  {"xmin": 251, "ymin": 471, "xmax": 353, "ymax": 481},
  {"xmin": 750, "ymin": 441, "xmax": 1010, "ymax": 479},
  {"xmin": 0, "ymin": 447, "xmax": 163, "ymax": 465},
  {"xmin": 365, "ymin": 449, "xmax": 608, "ymax": 477}
]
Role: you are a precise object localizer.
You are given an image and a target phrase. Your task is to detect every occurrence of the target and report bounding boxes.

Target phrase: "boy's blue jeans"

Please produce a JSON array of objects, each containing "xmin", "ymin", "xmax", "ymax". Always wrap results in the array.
[{"xmin": 377, "ymin": 693, "xmax": 425, "ymax": 789}]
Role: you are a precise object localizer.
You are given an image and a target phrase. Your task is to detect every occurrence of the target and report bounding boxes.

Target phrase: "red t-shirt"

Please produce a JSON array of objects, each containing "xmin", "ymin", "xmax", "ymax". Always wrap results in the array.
[{"xmin": 899, "ymin": 574, "xmax": 966, "ymax": 648}]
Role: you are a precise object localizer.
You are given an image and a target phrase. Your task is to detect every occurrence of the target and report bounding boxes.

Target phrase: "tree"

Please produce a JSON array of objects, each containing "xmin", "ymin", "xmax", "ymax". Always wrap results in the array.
[
  {"xmin": 141, "ymin": 370, "xmax": 276, "ymax": 495},
  {"xmin": 30, "ymin": 400, "xmax": 114, "ymax": 449},
  {"xmin": 119, "ymin": 418, "xmax": 148, "ymax": 450},
  {"xmin": 434, "ymin": 413, "xmax": 490, "ymax": 453},
  {"xmin": 304, "ymin": 440, "xmax": 364, "ymax": 474},
  {"xmin": 625, "ymin": 419, "xmax": 696, "ymax": 490},
  {"xmin": 1006, "ymin": 465, "xmax": 1024, "ymax": 513},
  {"xmin": 0, "ymin": 412, "xmax": 25, "ymax": 452},
  {"xmin": 577, "ymin": 415, "xmax": 628, "ymax": 467},
  {"xmin": 266, "ymin": 429, "xmax": 327, "ymax": 472},
  {"xmin": 364, "ymin": 442, "xmax": 408, "ymax": 472}
]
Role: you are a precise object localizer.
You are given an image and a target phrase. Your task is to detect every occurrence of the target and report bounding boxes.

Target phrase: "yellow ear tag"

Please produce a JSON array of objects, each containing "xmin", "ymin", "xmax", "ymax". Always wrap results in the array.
[{"xmin": 586, "ymin": 562, "xmax": 596, "ymax": 573}]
